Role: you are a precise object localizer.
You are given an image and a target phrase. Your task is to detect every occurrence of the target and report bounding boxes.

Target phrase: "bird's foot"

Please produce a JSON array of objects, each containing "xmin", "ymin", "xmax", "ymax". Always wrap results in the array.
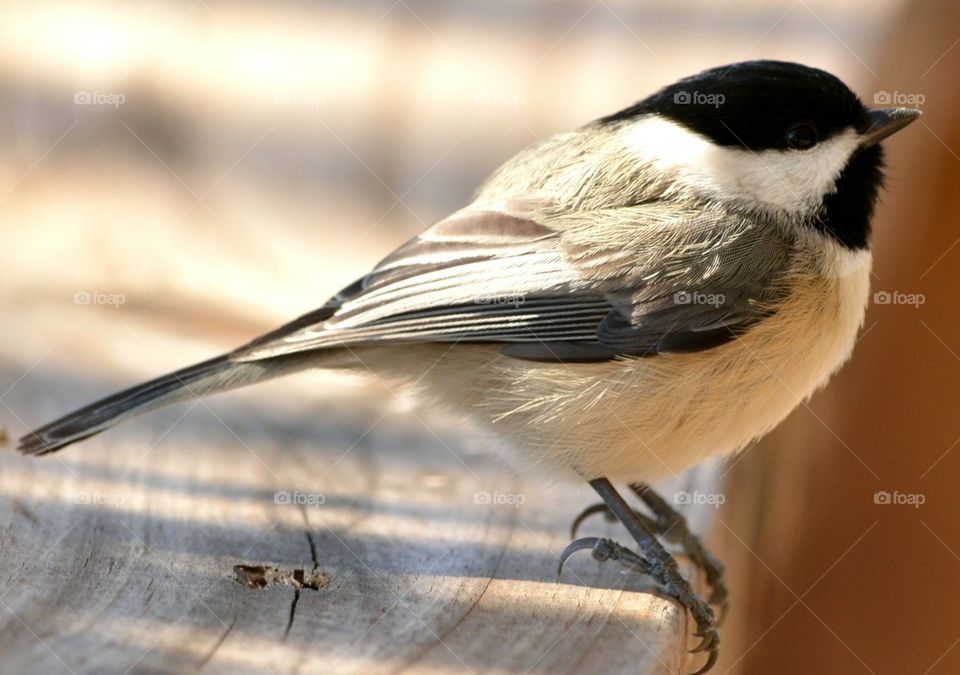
[
  {"xmin": 557, "ymin": 534, "xmax": 719, "ymax": 673},
  {"xmin": 558, "ymin": 479, "xmax": 720, "ymax": 673},
  {"xmin": 569, "ymin": 484, "xmax": 728, "ymax": 622}
]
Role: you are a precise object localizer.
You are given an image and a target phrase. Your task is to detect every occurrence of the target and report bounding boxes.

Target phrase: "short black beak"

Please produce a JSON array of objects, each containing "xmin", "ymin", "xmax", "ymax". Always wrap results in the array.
[{"xmin": 859, "ymin": 107, "xmax": 921, "ymax": 147}]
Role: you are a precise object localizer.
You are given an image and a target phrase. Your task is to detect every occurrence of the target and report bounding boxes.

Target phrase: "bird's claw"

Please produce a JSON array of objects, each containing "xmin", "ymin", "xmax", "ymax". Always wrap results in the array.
[
  {"xmin": 569, "ymin": 502, "xmax": 617, "ymax": 540},
  {"xmin": 557, "ymin": 536, "xmax": 601, "ymax": 579},
  {"xmin": 683, "ymin": 594, "xmax": 719, "ymax": 673},
  {"xmin": 690, "ymin": 646, "xmax": 719, "ymax": 675},
  {"xmin": 691, "ymin": 627, "xmax": 719, "ymax": 653},
  {"xmin": 557, "ymin": 536, "xmax": 654, "ymax": 579}
]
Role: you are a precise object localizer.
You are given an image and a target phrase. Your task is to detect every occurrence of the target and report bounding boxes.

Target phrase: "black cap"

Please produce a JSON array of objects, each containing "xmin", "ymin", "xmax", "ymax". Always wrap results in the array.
[{"xmin": 600, "ymin": 60, "xmax": 870, "ymax": 152}]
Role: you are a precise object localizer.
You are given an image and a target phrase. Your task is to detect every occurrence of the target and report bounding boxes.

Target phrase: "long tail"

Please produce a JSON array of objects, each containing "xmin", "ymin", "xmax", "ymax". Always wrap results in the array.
[{"xmin": 17, "ymin": 353, "xmax": 301, "ymax": 456}]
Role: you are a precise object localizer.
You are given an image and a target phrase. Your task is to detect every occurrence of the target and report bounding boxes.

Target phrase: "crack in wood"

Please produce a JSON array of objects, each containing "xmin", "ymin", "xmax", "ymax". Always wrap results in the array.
[
  {"xmin": 284, "ymin": 588, "xmax": 301, "ymax": 641},
  {"xmin": 305, "ymin": 531, "xmax": 319, "ymax": 570},
  {"xmin": 274, "ymin": 506, "xmax": 328, "ymax": 640},
  {"xmin": 196, "ymin": 613, "xmax": 238, "ymax": 671}
]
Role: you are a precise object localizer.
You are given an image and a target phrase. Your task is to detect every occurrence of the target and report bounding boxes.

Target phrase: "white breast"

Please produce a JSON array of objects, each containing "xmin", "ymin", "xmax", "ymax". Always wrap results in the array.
[{"xmin": 510, "ymin": 237, "xmax": 871, "ymax": 480}]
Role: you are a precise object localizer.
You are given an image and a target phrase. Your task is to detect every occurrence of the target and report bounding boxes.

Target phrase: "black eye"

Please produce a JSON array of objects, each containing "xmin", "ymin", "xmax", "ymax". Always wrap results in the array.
[{"xmin": 785, "ymin": 123, "xmax": 818, "ymax": 150}]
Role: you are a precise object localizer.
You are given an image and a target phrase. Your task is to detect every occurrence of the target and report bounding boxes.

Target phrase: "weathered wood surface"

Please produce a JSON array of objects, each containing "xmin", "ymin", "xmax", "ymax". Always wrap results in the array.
[{"xmin": 0, "ymin": 340, "xmax": 720, "ymax": 674}]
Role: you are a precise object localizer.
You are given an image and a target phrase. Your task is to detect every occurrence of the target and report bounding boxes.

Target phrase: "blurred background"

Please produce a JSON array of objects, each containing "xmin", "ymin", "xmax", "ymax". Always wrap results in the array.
[{"xmin": 1, "ymin": 0, "xmax": 959, "ymax": 673}]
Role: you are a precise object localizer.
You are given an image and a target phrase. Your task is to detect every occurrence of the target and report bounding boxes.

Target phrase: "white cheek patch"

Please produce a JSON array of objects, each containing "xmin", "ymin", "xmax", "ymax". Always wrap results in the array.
[{"xmin": 624, "ymin": 116, "xmax": 860, "ymax": 214}]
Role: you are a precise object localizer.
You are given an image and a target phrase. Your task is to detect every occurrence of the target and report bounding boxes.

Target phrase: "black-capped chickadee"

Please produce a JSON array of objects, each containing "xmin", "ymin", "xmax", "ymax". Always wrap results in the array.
[{"xmin": 19, "ymin": 61, "xmax": 919, "ymax": 672}]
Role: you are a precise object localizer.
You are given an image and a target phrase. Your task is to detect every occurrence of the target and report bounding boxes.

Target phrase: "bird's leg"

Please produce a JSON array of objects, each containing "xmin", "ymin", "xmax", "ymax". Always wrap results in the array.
[
  {"xmin": 569, "ymin": 483, "xmax": 728, "ymax": 620},
  {"xmin": 559, "ymin": 478, "xmax": 718, "ymax": 674},
  {"xmin": 629, "ymin": 482, "xmax": 728, "ymax": 619}
]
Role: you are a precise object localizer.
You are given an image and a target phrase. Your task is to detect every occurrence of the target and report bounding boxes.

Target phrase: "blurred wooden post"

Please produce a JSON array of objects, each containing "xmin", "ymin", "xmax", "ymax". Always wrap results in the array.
[{"xmin": 721, "ymin": 3, "xmax": 960, "ymax": 672}]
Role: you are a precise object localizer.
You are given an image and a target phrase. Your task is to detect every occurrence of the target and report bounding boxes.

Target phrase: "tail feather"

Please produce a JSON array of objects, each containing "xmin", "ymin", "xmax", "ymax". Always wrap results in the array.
[{"xmin": 18, "ymin": 354, "xmax": 285, "ymax": 456}]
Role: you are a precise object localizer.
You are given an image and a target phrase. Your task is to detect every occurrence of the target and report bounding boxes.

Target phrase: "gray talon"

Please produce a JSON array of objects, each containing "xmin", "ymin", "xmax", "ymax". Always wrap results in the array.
[
  {"xmin": 690, "ymin": 647, "xmax": 719, "ymax": 675},
  {"xmin": 569, "ymin": 503, "xmax": 613, "ymax": 539},
  {"xmin": 557, "ymin": 536, "xmax": 604, "ymax": 579}
]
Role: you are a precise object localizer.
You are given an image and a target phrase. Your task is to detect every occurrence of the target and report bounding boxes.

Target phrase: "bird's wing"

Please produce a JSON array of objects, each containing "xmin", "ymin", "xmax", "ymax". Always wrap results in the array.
[{"xmin": 233, "ymin": 200, "xmax": 793, "ymax": 363}]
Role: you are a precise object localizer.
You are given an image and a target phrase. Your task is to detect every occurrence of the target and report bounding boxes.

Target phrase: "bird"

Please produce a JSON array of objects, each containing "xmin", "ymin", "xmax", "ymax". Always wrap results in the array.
[{"xmin": 18, "ymin": 60, "xmax": 919, "ymax": 672}]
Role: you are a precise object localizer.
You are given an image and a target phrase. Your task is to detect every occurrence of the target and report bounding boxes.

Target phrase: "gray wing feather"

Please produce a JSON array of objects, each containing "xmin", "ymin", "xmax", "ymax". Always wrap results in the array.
[
  {"xmin": 233, "ymin": 202, "xmax": 794, "ymax": 362},
  {"xmin": 559, "ymin": 206, "xmax": 793, "ymax": 356}
]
